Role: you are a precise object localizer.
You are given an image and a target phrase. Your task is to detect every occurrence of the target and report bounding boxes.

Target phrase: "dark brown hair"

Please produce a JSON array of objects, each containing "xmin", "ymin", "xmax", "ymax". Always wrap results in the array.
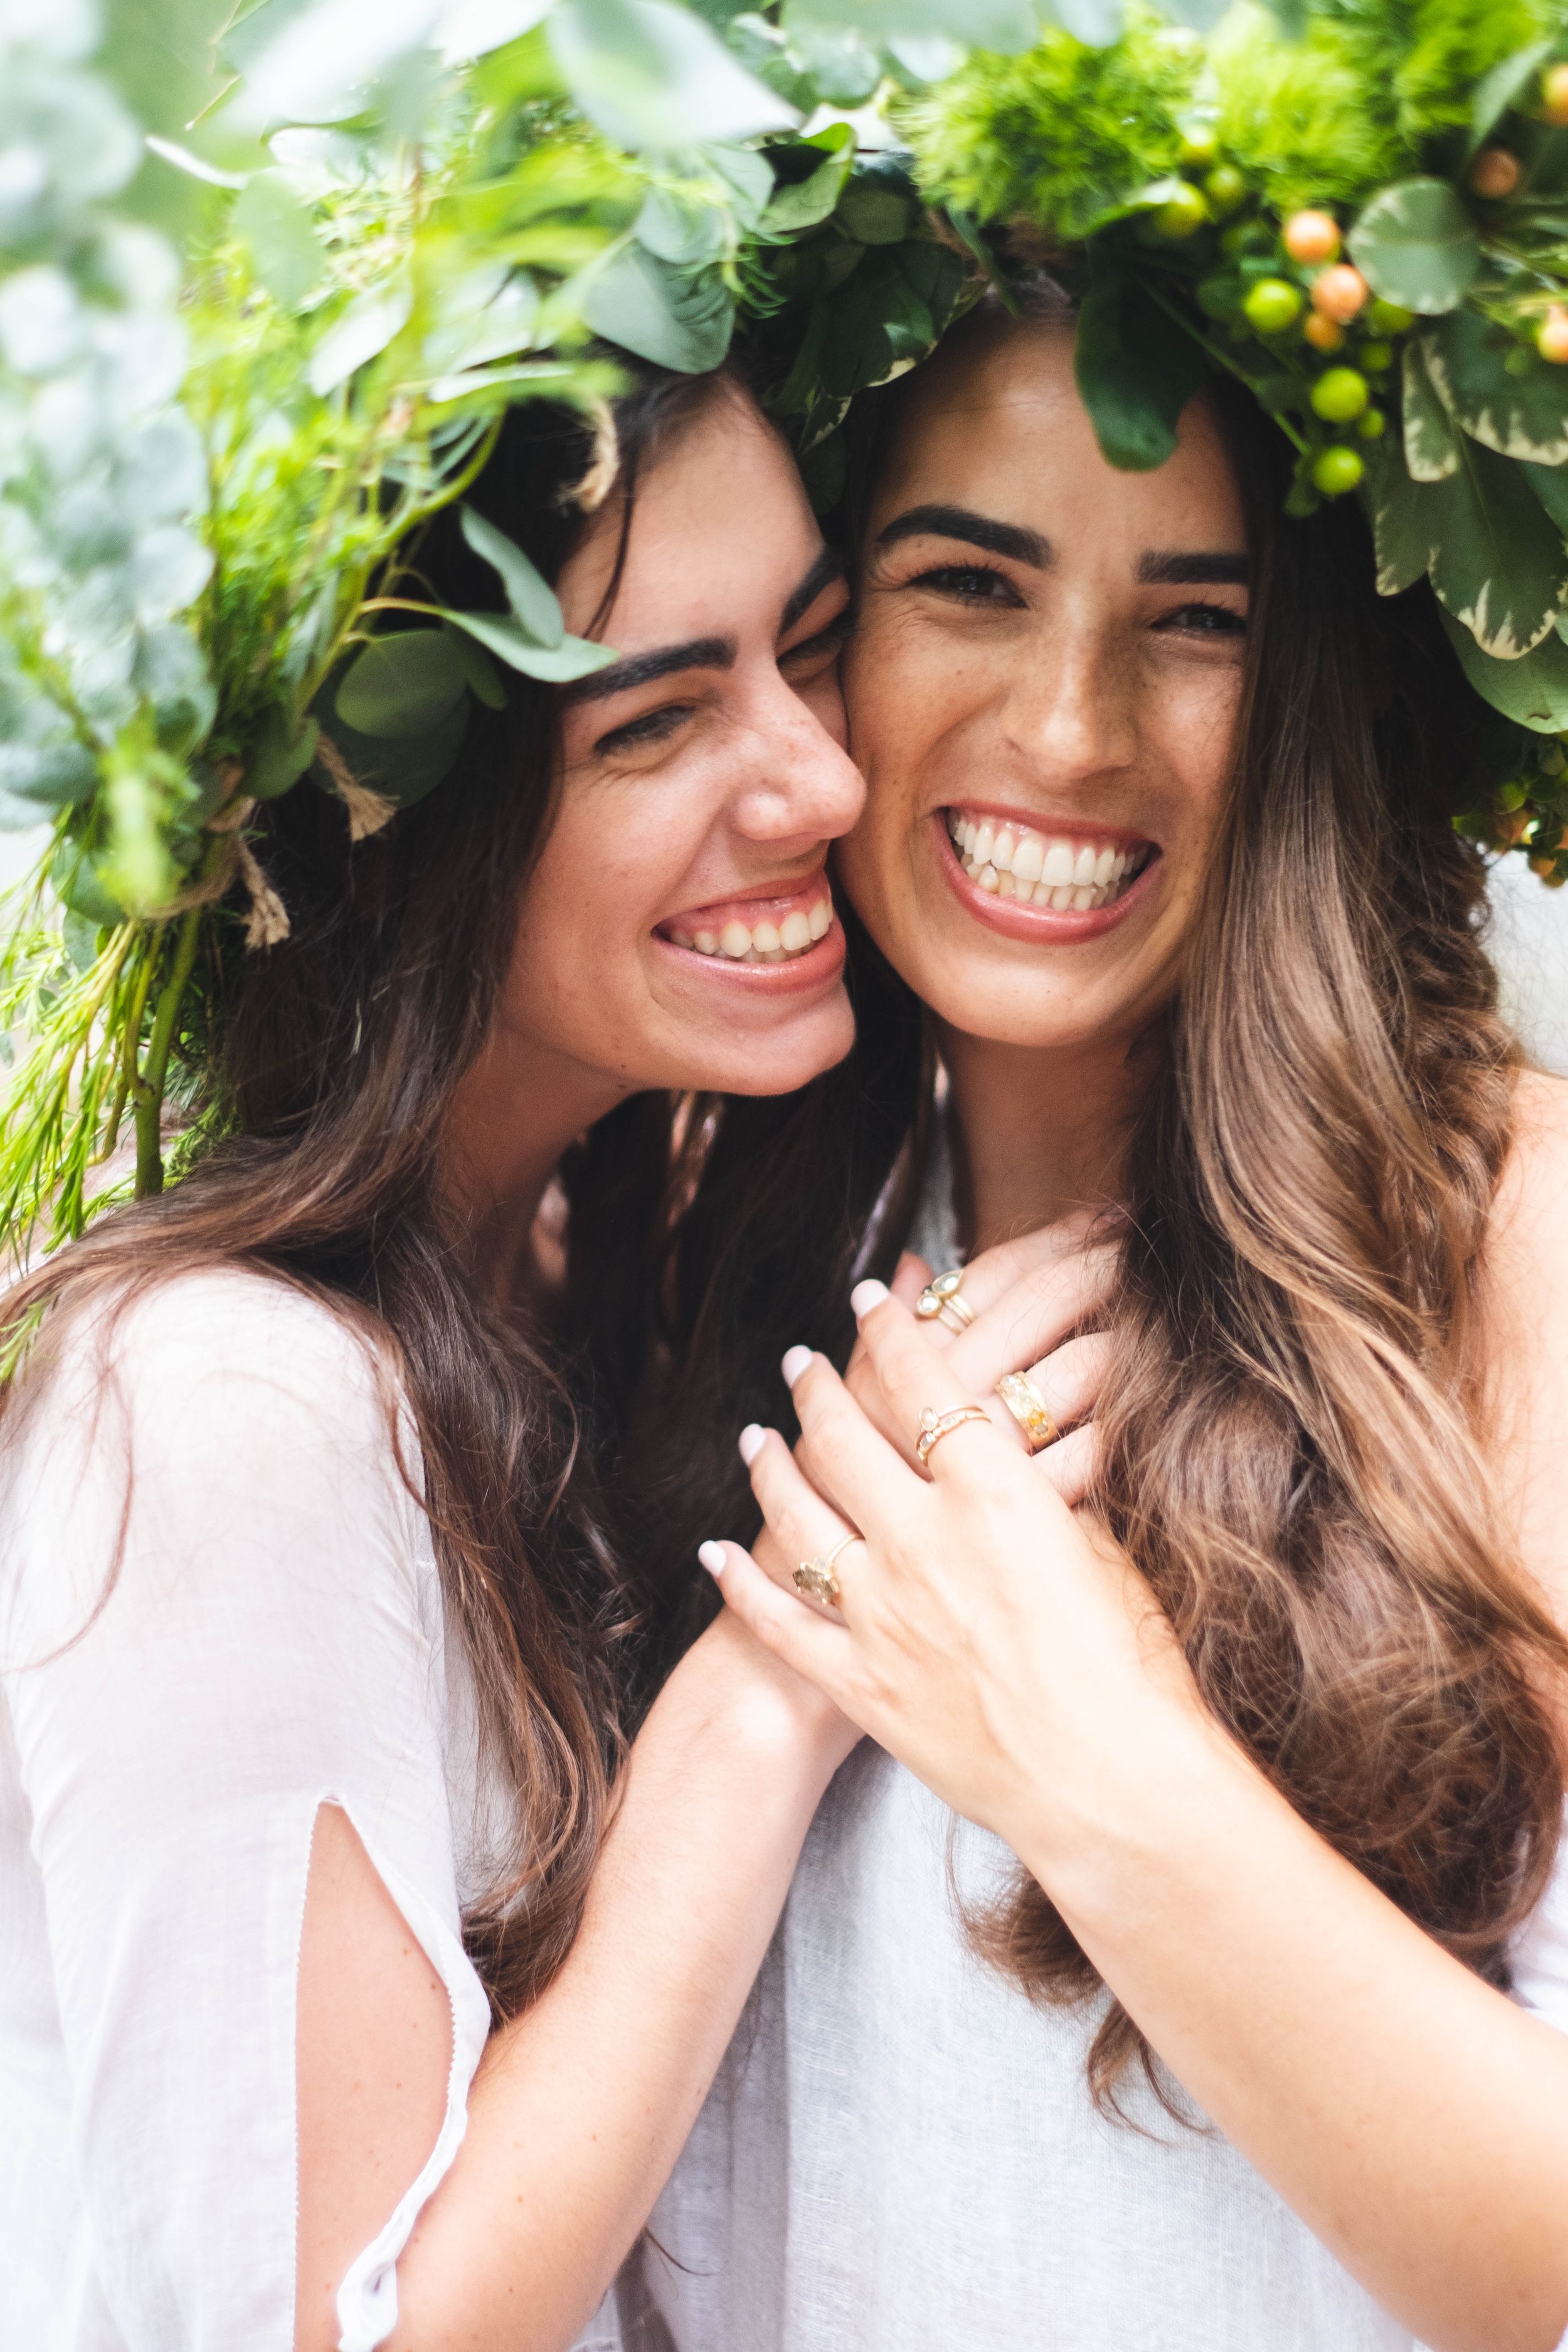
[
  {"xmin": 622, "ymin": 301, "xmax": 1568, "ymax": 2102},
  {"xmin": 0, "ymin": 364, "xmax": 739, "ymax": 2020}
]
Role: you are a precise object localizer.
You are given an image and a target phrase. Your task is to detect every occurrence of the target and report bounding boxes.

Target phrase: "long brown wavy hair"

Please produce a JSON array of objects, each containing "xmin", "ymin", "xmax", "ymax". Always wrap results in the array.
[
  {"xmin": 607, "ymin": 304, "xmax": 1568, "ymax": 2102},
  {"xmin": 0, "ymin": 365, "xmax": 734, "ymax": 2023}
]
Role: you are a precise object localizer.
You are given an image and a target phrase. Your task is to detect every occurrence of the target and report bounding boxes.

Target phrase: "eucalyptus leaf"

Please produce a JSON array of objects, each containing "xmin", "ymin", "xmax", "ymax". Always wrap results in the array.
[
  {"xmin": 436, "ymin": 0, "xmax": 555, "ymax": 62},
  {"xmin": 459, "ymin": 502, "xmax": 565, "ymax": 645},
  {"xmin": 336, "ymin": 629, "xmax": 469, "ymax": 736},
  {"xmin": 785, "ymin": 23, "xmax": 881, "ymax": 103},
  {"xmin": 307, "ymin": 278, "xmax": 414, "ymax": 395},
  {"xmin": 1347, "ymin": 178, "xmax": 1480, "ymax": 318},
  {"xmin": 580, "ymin": 242, "xmax": 734, "ymax": 372},
  {"xmin": 231, "ymin": 169, "xmax": 326, "ymax": 308},
  {"xmin": 1439, "ymin": 603, "xmax": 1568, "ymax": 733},
  {"xmin": 1402, "ymin": 339, "xmax": 1459, "ymax": 482},
  {"xmin": 50, "ymin": 842, "xmax": 123, "ymax": 927},
  {"xmin": 549, "ymin": 0, "xmax": 796, "ymax": 154},
  {"xmin": 442, "ymin": 608, "xmax": 617, "ymax": 681},
  {"xmin": 315, "ymin": 704, "xmax": 471, "ymax": 808},
  {"xmin": 783, "ymin": 0, "xmax": 1037, "ymax": 58},
  {"xmin": 247, "ymin": 709, "xmax": 320, "ymax": 798},
  {"xmin": 0, "ymin": 741, "xmax": 97, "ymax": 808},
  {"xmin": 634, "ymin": 184, "xmax": 729, "ymax": 267},
  {"xmin": 701, "ymin": 140, "xmax": 775, "ymax": 226},
  {"xmin": 760, "ymin": 127, "xmax": 854, "ymax": 233},
  {"xmin": 1426, "ymin": 436, "xmax": 1568, "ymax": 659},
  {"xmin": 443, "ymin": 621, "xmax": 508, "ymax": 709},
  {"xmin": 1074, "ymin": 258, "xmax": 1207, "ymax": 473},
  {"xmin": 1424, "ymin": 307, "xmax": 1568, "ymax": 466},
  {"xmin": 228, "ymin": 0, "xmax": 440, "ymax": 129},
  {"xmin": 835, "ymin": 181, "xmax": 913, "ymax": 246}
]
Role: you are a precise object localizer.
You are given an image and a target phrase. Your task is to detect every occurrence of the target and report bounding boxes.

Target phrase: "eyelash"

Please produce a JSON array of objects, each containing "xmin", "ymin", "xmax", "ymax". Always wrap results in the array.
[{"xmin": 906, "ymin": 564, "xmax": 1246, "ymax": 637}]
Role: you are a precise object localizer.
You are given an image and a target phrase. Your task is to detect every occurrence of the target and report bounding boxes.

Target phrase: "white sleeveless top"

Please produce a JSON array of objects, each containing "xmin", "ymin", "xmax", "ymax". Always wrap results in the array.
[{"xmin": 607, "ymin": 1149, "xmax": 1568, "ymax": 2352}]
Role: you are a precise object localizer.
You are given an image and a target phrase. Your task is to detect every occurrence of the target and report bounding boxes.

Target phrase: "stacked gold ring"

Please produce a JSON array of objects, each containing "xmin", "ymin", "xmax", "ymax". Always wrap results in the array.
[
  {"xmin": 916, "ymin": 1268, "xmax": 975, "ymax": 1335},
  {"xmin": 793, "ymin": 1530, "xmax": 859, "ymax": 1611},
  {"xmin": 996, "ymin": 1369, "xmax": 1059, "ymax": 1454},
  {"xmin": 914, "ymin": 1402, "xmax": 990, "ymax": 1467}
]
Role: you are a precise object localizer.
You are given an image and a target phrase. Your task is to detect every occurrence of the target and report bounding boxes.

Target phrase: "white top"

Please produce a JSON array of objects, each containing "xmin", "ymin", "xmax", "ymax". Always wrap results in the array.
[
  {"xmin": 0, "ymin": 1271, "xmax": 497, "ymax": 2352},
  {"xmin": 605, "ymin": 1150, "xmax": 1568, "ymax": 2352}
]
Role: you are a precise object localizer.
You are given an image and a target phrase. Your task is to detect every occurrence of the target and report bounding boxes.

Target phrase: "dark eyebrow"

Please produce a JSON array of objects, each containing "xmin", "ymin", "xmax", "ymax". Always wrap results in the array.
[
  {"xmin": 1138, "ymin": 550, "xmax": 1250, "ymax": 586},
  {"xmin": 558, "ymin": 634, "xmax": 736, "ymax": 707},
  {"xmin": 876, "ymin": 503, "xmax": 1051, "ymax": 570},
  {"xmin": 781, "ymin": 545, "xmax": 849, "ymax": 635}
]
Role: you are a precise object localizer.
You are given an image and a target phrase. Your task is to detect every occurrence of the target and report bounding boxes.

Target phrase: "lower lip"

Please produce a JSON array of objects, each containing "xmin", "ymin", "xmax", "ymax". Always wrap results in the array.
[
  {"xmin": 654, "ymin": 919, "xmax": 846, "ymax": 995},
  {"xmin": 934, "ymin": 817, "xmax": 1159, "ymax": 944}
]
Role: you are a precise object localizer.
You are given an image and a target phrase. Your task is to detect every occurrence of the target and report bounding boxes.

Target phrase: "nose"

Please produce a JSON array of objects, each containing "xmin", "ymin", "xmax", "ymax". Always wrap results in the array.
[
  {"xmin": 1005, "ymin": 610, "xmax": 1139, "ymax": 785},
  {"xmin": 726, "ymin": 664, "xmax": 866, "ymax": 852}
]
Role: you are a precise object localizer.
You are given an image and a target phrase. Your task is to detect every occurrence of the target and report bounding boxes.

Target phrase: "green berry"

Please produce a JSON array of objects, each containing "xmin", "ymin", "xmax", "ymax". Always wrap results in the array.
[
  {"xmin": 1310, "ymin": 366, "xmax": 1370, "ymax": 421},
  {"xmin": 1498, "ymin": 779, "xmax": 1530, "ymax": 811},
  {"xmin": 1357, "ymin": 406, "xmax": 1387, "ymax": 438},
  {"xmin": 1311, "ymin": 445, "xmax": 1365, "ymax": 497},
  {"xmin": 1366, "ymin": 299, "xmax": 1415, "ymax": 335},
  {"xmin": 1151, "ymin": 182, "xmax": 1209, "ymax": 240},
  {"xmin": 1361, "ymin": 339, "xmax": 1393, "ymax": 371},
  {"xmin": 1180, "ymin": 125, "xmax": 1220, "ymax": 167},
  {"xmin": 1242, "ymin": 276, "xmax": 1304, "ymax": 334},
  {"xmin": 1204, "ymin": 164, "xmax": 1246, "ymax": 218}
]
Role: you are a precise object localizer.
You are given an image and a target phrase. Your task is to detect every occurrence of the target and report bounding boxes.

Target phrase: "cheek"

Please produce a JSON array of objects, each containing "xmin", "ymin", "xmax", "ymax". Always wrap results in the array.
[{"xmin": 1155, "ymin": 666, "xmax": 1243, "ymax": 850}]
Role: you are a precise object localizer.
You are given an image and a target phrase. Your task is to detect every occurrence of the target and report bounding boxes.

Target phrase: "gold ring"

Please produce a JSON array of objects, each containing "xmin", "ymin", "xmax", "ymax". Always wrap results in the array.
[
  {"xmin": 914, "ymin": 1402, "xmax": 990, "ymax": 1468},
  {"xmin": 916, "ymin": 1268, "xmax": 975, "ymax": 1335},
  {"xmin": 996, "ymin": 1369, "xmax": 1059, "ymax": 1454},
  {"xmin": 793, "ymin": 1530, "xmax": 859, "ymax": 1611}
]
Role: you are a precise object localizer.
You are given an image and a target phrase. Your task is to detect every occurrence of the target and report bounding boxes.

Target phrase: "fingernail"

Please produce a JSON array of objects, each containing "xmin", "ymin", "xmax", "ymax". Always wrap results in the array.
[
  {"xmin": 738, "ymin": 1423, "xmax": 766, "ymax": 1466},
  {"xmin": 781, "ymin": 1345, "xmax": 813, "ymax": 1388},
  {"xmin": 698, "ymin": 1541, "xmax": 726, "ymax": 1576},
  {"xmin": 850, "ymin": 1279, "xmax": 889, "ymax": 1317}
]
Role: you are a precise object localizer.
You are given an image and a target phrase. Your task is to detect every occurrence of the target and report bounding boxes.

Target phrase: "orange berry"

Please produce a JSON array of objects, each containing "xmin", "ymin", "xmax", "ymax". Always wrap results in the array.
[
  {"xmin": 1311, "ymin": 264, "xmax": 1370, "ymax": 324},
  {"xmin": 1283, "ymin": 208, "xmax": 1340, "ymax": 264},
  {"xmin": 1496, "ymin": 808, "xmax": 1532, "ymax": 845},
  {"xmin": 1539, "ymin": 305, "xmax": 1568, "ymax": 364},
  {"xmin": 1544, "ymin": 63, "xmax": 1568, "ymax": 126},
  {"xmin": 1470, "ymin": 147, "xmax": 1522, "ymax": 199},
  {"xmin": 1303, "ymin": 312, "xmax": 1344, "ymax": 351}
]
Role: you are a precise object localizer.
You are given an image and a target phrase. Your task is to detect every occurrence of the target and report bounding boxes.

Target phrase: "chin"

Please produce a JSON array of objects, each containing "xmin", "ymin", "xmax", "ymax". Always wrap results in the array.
[{"xmin": 702, "ymin": 1002, "xmax": 856, "ymax": 1098}]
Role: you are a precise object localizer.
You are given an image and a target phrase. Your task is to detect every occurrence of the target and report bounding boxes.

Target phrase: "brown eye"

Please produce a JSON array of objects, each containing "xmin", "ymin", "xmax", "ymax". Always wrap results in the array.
[{"xmin": 909, "ymin": 564, "xmax": 1024, "ymax": 607}]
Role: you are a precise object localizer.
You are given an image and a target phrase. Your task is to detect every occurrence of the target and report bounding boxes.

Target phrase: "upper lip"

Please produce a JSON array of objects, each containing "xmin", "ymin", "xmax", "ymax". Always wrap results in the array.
[
  {"xmin": 660, "ymin": 867, "xmax": 829, "ymax": 928},
  {"xmin": 939, "ymin": 802, "xmax": 1156, "ymax": 852}
]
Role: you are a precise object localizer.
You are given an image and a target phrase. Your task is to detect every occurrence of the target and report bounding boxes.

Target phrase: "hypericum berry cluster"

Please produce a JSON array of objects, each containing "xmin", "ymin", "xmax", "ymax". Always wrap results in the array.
[{"xmin": 1469, "ymin": 738, "xmax": 1568, "ymax": 887}]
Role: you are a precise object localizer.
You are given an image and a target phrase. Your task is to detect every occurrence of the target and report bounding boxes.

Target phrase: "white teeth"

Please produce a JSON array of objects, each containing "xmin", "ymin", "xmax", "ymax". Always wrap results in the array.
[
  {"xmin": 945, "ymin": 810, "xmax": 1145, "ymax": 916},
  {"xmin": 675, "ymin": 895, "xmax": 831, "ymax": 964}
]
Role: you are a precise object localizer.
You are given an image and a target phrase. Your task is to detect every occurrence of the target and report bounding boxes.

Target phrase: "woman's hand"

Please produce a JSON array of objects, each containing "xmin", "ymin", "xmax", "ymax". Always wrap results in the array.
[
  {"xmin": 707, "ymin": 1278, "xmax": 1205, "ymax": 1871},
  {"xmin": 669, "ymin": 1587, "xmax": 862, "ymax": 1784},
  {"xmin": 847, "ymin": 1220, "xmax": 1118, "ymax": 1504}
]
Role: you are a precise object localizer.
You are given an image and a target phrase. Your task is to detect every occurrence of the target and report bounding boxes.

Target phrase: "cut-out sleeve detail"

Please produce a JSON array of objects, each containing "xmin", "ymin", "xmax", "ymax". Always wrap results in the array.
[{"xmin": 0, "ymin": 1271, "xmax": 492, "ymax": 2352}]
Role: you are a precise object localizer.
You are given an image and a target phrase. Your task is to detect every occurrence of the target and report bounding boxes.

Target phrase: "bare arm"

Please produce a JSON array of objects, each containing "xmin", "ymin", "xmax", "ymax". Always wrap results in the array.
[
  {"xmin": 295, "ymin": 1610, "xmax": 855, "ymax": 2352},
  {"xmin": 711, "ymin": 1292, "xmax": 1568, "ymax": 2352}
]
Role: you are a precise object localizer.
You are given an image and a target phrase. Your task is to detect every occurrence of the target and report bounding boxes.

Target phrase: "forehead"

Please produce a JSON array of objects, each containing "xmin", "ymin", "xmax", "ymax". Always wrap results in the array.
[
  {"xmin": 558, "ymin": 388, "xmax": 815, "ymax": 638},
  {"xmin": 871, "ymin": 318, "xmax": 1245, "ymax": 550}
]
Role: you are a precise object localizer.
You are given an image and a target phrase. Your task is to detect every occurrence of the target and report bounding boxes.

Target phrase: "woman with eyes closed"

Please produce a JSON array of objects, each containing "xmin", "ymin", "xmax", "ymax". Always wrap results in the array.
[
  {"xmin": 0, "ymin": 362, "xmax": 870, "ymax": 2352},
  {"xmin": 615, "ymin": 290, "xmax": 1568, "ymax": 2352}
]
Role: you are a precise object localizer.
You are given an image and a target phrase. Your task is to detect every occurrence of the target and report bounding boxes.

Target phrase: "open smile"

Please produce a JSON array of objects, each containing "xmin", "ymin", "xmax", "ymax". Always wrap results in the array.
[
  {"xmin": 655, "ymin": 874, "xmax": 843, "ymax": 988},
  {"xmin": 936, "ymin": 807, "xmax": 1159, "ymax": 941}
]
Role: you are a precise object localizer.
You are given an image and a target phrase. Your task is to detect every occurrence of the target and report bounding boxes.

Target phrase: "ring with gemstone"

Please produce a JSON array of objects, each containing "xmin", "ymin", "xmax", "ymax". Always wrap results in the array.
[
  {"xmin": 913, "ymin": 1401, "xmax": 990, "ymax": 1468},
  {"xmin": 793, "ymin": 1530, "xmax": 859, "ymax": 1611},
  {"xmin": 996, "ymin": 1369, "xmax": 1059, "ymax": 1454},
  {"xmin": 916, "ymin": 1268, "xmax": 975, "ymax": 1335}
]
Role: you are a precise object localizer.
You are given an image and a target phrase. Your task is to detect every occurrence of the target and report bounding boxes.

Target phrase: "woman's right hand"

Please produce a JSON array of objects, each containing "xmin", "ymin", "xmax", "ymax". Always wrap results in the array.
[{"xmin": 845, "ymin": 1219, "xmax": 1119, "ymax": 1505}]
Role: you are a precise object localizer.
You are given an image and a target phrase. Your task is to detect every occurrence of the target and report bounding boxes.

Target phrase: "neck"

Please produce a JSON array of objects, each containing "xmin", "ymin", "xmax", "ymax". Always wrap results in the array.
[
  {"xmin": 937, "ymin": 1019, "xmax": 1155, "ymax": 1254},
  {"xmin": 443, "ymin": 1028, "xmax": 635, "ymax": 1309}
]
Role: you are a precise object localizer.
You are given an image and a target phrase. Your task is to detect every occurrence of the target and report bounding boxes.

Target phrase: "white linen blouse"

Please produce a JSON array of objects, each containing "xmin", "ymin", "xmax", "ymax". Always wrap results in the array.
[{"xmin": 0, "ymin": 1270, "xmax": 499, "ymax": 2352}]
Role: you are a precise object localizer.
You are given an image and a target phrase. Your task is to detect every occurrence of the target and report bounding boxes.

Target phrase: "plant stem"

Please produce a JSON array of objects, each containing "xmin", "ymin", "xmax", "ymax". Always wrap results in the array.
[{"xmin": 133, "ymin": 909, "xmax": 201, "ymax": 1199}]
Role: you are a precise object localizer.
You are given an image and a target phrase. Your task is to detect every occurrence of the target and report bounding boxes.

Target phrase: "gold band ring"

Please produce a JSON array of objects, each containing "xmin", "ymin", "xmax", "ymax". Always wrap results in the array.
[
  {"xmin": 793, "ymin": 1530, "xmax": 859, "ymax": 1612},
  {"xmin": 996, "ymin": 1369, "xmax": 1059, "ymax": 1454},
  {"xmin": 914, "ymin": 1401, "xmax": 990, "ymax": 1468},
  {"xmin": 916, "ymin": 1268, "xmax": 976, "ymax": 1335}
]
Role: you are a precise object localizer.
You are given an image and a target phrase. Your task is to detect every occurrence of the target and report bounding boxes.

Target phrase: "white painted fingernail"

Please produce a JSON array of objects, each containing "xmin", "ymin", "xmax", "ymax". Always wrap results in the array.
[
  {"xmin": 698, "ymin": 1542, "xmax": 726, "ymax": 1576},
  {"xmin": 850, "ymin": 1279, "xmax": 889, "ymax": 1317},
  {"xmin": 781, "ymin": 1346, "xmax": 813, "ymax": 1388},
  {"xmin": 738, "ymin": 1423, "xmax": 766, "ymax": 1466}
]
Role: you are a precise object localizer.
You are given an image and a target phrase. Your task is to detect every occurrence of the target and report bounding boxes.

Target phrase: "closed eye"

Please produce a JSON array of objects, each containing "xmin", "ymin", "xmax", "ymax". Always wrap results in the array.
[
  {"xmin": 905, "ymin": 562, "xmax": 1025, "ymax": 608},
  {"xmin": 593, "ymin": 702, "xmax": 694, "ymax": 756},
  {"xmin": 1154, "ymin": 601, "xmax": 1246, "ymax": 637},
  {"xmin": 780, "ymin": 603, "xmax": 854, "ymax": 678}
]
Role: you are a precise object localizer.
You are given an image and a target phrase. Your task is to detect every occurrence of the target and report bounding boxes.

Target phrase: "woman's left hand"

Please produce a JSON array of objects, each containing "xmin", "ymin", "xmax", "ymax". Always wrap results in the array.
[{"xmin": 708, "ymin": 1278, "xmax": 1207, "ymax": 1865}]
